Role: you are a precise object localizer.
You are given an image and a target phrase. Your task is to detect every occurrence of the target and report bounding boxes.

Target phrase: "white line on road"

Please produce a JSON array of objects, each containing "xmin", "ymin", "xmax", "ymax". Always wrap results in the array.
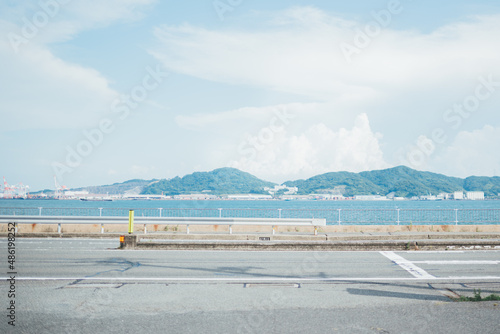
[
  {"xmin": 412, "ymin": 260, "xmax": 500, "ymax": 265},
  {"xmin": 380, "ymin": 251, "xmax": 435, "ymax": 279},
  {"xmin": 403, "ymin": 251, "xmax": 465, "ymax": 254},
  {"xmin": 4, "ymin": 276, "xmax": 500, "ymax": 282},
  {"xmin": 18, "ymin": 247, "xmax": 119, "ymax": 250}
]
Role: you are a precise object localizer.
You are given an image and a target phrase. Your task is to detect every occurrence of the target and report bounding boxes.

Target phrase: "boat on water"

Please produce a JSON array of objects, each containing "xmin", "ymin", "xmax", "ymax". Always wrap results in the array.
[{"xmin": 80, "ymin": 198, "xmax": 113, "ymax": 202}]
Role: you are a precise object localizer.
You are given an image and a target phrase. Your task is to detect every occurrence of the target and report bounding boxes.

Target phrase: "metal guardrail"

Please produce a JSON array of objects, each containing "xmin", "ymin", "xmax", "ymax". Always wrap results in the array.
[
  {"xmin": 0, "ymin": 207, "xmax": 499, "ymax": 226},
  {"xmin": 0, "ymin": 215, "xmax": 326, "ymax": 235}
]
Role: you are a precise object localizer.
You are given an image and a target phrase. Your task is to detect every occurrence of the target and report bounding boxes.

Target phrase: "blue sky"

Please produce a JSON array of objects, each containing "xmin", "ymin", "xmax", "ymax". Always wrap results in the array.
[{"xmin": 1, "ymin": 0, "xmax": 500, "ymax": 191}]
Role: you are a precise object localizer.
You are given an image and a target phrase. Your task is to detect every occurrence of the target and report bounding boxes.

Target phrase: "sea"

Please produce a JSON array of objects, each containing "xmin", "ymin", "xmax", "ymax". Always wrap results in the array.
[
  {"xmin": 1, "ymin": 198, "xmax": 499, "ymax": 225},
  {"xmin": 0, "ymin": 198, "xmax": 499, "ymax": 210}
]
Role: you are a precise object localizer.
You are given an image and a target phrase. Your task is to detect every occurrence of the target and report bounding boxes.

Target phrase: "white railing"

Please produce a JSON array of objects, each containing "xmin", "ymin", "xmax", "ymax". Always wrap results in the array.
[
  {"xmin": 0, "ymin": 215, "xmax": 326, "ymax": 235},
  {"xmin": 0, "ymin": 207, "xmax": 499, "ymax": 226}
]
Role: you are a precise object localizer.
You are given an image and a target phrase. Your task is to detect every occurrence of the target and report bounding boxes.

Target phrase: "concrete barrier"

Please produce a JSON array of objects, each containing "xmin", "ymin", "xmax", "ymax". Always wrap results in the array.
[
  {"xmin": 1, "ymin": 222, "xmax": 499, "ymax": 234},
  {"xmin": 0, "ymin": 216, "xmax": 326, "ymax": 235},
  {"xmin": 121, "ymin": 236, "xmax": 500, "ymax": 251},
  {"xmin": 120, "ymin": 235, "xmax": 137, "ymax": 249}
]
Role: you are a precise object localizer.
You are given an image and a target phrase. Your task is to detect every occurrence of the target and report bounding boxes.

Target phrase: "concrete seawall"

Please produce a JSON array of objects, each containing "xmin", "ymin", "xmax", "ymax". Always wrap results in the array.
[
  {"xmin": 3, "ymin": 222, "xmax": 500, "ymax": 251},
  {"xmin": 122, "ymin": 234, "xmax": 500, "ymax": 251},
  {"xmin": 1, "ymin": 223, "xmax": 499, "ymax": 234}
]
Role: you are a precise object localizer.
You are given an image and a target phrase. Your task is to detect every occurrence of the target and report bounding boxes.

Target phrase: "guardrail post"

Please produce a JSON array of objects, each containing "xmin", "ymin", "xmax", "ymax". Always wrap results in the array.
[
  {"xmin": 218, "ymin": 208, "xmax": 222, "ymax": 218},
  {"xmin": 455, "ymin": 209, "xmax": 458, "ymax": 225},
  {"xmin": 158, "ymin": 208, "xmax": 162, "ymax": 217},
  {"xmin": 101, "ymin": 223, "xmax": 104, "ymax": 234},
  {"xmin": 278, "ymin": 209, "xmax": 282, "ymax": 219},
  {"xmin": 314, "ymin": 226, "xmax": 318, "ymax": 236},
  {"xmin": 144, "ymin": 224, "xmax": 147, "ymax": 234},
  {"xmin": 128, "ymin": 210, "xmax": 134, "ymax": 234},
  {"xmin": 57, "ymin": 223, "xmax": 61, "ymax": 234},
  {"xmin": 338, "ymin": 209, "xmax": 341, "ymax": 225},
  {"xmin": 397, "ymin": 208, "xmax": 400, "ymax": 226},
  {"xmin": 39, "ymin": 207, "xmax": 42, "ymax": 216},
  {"xmin": 99, "ymin": 208, "xmax": 103, "ymax": 217},
  {"xmin": 229, "ymin": 225, "xmax": 232, "ymax": 234},
  {"xmin": 186, "ymin": 224, "xmax": 190, "ymax": 234},
  {"xmin": 272, "ymin": 225, "xmax": 276, "ymax": 235}
]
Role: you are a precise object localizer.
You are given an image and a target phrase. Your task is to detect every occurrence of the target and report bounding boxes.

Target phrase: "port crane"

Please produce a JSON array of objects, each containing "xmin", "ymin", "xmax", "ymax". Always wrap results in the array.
[
  {"xmin": 54, "ymin": 176, "xmax": 67, "ymax": 198},
  {"xmin": 2, "ymin": 177, "xmax": 29, "ymax": 198}
]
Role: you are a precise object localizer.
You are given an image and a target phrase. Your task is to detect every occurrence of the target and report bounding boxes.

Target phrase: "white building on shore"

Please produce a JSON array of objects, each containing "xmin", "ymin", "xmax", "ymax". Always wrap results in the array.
[
  {"xmin": 354, "ymin": 195, "xmax": 388, "ymax": 201},
  {"xmin": 226, "ymin": 194, "xmax": 273, "ymax": 200},
  {"xmin": 466, "ymin": 191, "xmax": 484, "ymax": 200}
]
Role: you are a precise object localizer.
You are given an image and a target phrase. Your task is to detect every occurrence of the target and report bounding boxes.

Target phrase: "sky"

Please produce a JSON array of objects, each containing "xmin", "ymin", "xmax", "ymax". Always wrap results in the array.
[{"xmin": 1, "ymin": 0, "xmax": 500, "ymax": 191}]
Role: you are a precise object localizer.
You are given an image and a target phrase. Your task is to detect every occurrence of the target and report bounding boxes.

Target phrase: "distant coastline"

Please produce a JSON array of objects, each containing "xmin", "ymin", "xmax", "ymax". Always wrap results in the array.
[{"xmin": 3, "ymin": 166, "xmax": 500, "ymax": 200}]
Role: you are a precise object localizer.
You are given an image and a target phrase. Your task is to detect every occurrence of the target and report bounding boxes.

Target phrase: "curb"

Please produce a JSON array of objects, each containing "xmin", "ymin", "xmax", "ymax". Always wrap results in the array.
[
  {"xmin": 4, "ymin": 233, "xmax": 500, "ymax": 251},
  {"xmin": 5, "ymin": 232, "xmax": 500, "ymax": 241},
  {"xmin": 132, "ymin": 238, "xmax": 500, "ymax": 251}
]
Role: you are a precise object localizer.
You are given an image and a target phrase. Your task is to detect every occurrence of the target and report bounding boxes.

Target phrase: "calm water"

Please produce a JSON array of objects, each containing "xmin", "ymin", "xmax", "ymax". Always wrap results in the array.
[
  {"xmin": 1, "ymin": 199, "xmax": 499, "ymax": 225},
  {"xmin": 0, "ymin": 198, "xmax": 499, "ymax": 210}
]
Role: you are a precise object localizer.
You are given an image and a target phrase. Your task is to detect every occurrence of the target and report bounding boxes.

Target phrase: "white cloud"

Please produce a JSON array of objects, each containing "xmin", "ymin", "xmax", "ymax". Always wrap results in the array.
[
  {"xmin": 229, "ymin": 113, "xmax": 390, "ymax": 182},
  {"xmin": 175, "ymin": 102, "xmax": 324, "ymax": 131},
  {"xmin": 0, "ymin": 0, "xmax": 156, "ymax": 131},
  {"xmin": 150, "ymin": 9, "xmax": 500, "ymax": 102},
  {"xmin": 1, "ymin": 0, "xmax": 156, "ymax": 45},
  {"xmin": 429, "ymin": 125, "xmax": 500, "ymax": 177},
  {"xmin": 152, "ymin": 7, "xmax": 500, "ymax": 177},
  {"xmin": 0, "ymin": 37, "xmax": 117, "ymax": 131}
]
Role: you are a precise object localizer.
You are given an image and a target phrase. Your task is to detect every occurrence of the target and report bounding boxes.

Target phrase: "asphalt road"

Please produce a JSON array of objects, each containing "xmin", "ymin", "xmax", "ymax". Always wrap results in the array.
[{"xmin": 1, "ymin": 238, "xmax": 500, "ymax": 333}]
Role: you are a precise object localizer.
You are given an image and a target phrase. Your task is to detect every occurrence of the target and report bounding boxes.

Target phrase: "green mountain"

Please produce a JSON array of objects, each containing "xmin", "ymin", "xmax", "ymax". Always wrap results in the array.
[
  {"xmin": 141, "ymin": 167, "xmax": 276, "ymax": 195},
  {"xmin": 61, "ymin": 166, "xmax": 500, "ymax": 198},
  {"xmin": 463, "ymin": 176, "xmax": 500, "ymax": 196},
  {"xmin": 359, "ymin": 166, "xmax": 464, "ymax": 197},
  {"xmin": 75, "ymin": 179, "xmax": 157, "ymax": 195},
  {"xmin": 284, "ymin": 171, "xmax": 384, "ymax": 197},
  {"xmin": 284, "ymin": 166, "xmax": 499, "ymax": 197}
]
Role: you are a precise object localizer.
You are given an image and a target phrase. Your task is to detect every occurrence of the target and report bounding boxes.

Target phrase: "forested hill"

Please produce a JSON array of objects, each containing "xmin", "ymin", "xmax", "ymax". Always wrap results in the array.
[
  {"xmin": 70, "ymin": 166, "xmax": 500, "ymax": 197},
  {"xmin": 74, "ymin": 179, "xmax": 157, "ymax": 195},
  {"xmin": 283, "ymin": 166, "xmax": 500, "ymax": 197},
  {"xmin": 141, "ymin": 167, "xmax": 276, "ymax": 195}
]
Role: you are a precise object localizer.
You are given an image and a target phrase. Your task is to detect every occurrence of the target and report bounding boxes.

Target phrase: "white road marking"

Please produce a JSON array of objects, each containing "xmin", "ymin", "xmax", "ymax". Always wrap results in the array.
[
  {"xmin": 380, "ymin": 251, "xmax": 435, "ymax": 279},
  {"xmin": 403, "ymin": 251, "xmax": 465, "ymax": 254},
  {"xmin": 4, "ymin": 276, "xmax": 500, "ymax": 282},
  {"xmin": 412, "ymin": 260, "xmax": 500, "ymax": 265},
  {"xmin": 7, "ymin": 249, "xmax": 118, "ymax": 251},
  {"xmin": 65, "ymin": 283, "xmax": 123, "ymax": 288}
]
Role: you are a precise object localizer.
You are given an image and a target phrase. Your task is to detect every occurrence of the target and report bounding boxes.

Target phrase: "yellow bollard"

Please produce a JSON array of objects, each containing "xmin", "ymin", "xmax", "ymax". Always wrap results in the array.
[{"xmin": 128, "ymin": 210, "xmax": 134, "ymax": 234}]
